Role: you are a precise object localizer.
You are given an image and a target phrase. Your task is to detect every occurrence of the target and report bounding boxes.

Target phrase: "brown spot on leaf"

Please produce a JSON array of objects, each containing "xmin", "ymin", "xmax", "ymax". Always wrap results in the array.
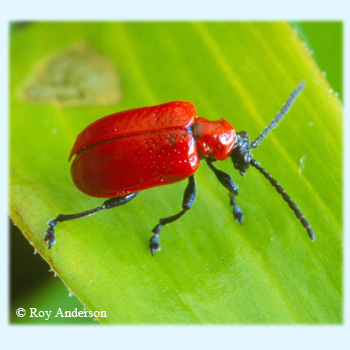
[{"xmin": 20, "ymin": 43, "xmax": 121, "ymax": 106}]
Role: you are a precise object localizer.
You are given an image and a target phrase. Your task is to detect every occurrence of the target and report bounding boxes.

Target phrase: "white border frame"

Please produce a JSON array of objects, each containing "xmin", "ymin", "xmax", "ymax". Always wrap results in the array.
[{"xmin": 1, "ymin": 1, "xmax": 349, "ymax": 349}]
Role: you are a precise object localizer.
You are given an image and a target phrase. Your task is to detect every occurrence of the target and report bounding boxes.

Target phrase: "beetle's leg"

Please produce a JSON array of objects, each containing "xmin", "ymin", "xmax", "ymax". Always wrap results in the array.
[
  {"xmin": 149, "ymin": 175, "xmax": 197, "ymax": 255},
  {"xmin": 45, "ymin": 192, "xmax": 138, "ymax": 249},
  {"xmin": 229, "ymin": 194, "xmax": 244, "ymax": 225},
  {"xmin": 206, "ymin": 159, "xmax": 244, "ymax": 224}
]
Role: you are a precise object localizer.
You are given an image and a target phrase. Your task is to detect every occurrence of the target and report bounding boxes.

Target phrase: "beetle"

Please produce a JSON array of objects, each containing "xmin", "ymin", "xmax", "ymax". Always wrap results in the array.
[{"xmin": 45, "ymin": 81, "xmax": 315, "ymax": 255}]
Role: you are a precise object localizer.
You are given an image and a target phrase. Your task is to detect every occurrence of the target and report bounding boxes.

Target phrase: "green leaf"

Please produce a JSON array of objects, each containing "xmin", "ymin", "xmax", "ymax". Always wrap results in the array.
[{"xmin": 10, "ymin": 22, "xmax": 342, "ymax": 324}]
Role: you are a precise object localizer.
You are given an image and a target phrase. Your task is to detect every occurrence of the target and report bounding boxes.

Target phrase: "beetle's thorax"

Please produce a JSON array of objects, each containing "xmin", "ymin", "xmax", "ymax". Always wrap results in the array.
[
  {"xmin": 230, "ymin": 131, "xmax": 251, "ymax": 176},
  {"xmin": 193, "ymin": 117, "xmax": 236, "ymax": 161}
]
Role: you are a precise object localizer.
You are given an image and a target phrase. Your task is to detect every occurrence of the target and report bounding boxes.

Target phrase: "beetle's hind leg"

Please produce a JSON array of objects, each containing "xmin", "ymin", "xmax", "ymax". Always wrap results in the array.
[
  {"xmin": 149, "ymin": 175, "xmax": 197, "ymax": 255},
  {"xmin": 45, "ymin": 192, "xmax": 138, "ymax": 249},
  {"xmin": 206, "ymin": 159, "xmax": 244, "ymax": 224}
]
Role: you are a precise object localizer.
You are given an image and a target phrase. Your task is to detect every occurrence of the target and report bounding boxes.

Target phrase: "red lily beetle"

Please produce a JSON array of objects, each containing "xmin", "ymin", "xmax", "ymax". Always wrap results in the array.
[{"xmin": 45, "ymin": 81, "xmax": 315, "ymax": 255}]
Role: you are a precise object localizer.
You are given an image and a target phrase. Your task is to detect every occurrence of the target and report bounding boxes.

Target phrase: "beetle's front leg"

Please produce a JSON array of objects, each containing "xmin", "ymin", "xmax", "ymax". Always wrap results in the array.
[
  {"xmin": 206, "ymin": 159, "xmax": 244, "ymax": 224},
  {"xmin": 229, "ymin": 193, "xmax": 244, "ymax": 224},
  {"xmin": 149, "ymin": 175, "xmax": 197, "ymax": 255}
]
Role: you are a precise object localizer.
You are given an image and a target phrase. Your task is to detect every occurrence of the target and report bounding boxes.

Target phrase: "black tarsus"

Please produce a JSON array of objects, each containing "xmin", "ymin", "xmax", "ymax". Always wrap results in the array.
[
  {"xmin": 250, "ymin": 158, "xmax": 315, "ymax": 240},
  {"xmin": 229, "ymin": 194, "xmax": 244, "ymax": 225},
  {"xmin": 149, "ymin": 175, "xmax": 197, "ymax": 255},
  {"xmin": 45, "ymin": 192, "xmax": 139, "ymax": 249}
]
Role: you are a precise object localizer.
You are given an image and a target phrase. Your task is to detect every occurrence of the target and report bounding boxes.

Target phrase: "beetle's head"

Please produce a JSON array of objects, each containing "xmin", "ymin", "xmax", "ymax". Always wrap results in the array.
[{"xmin": 230, "ymin": 131, "xmax": 251, "ymax": 176}]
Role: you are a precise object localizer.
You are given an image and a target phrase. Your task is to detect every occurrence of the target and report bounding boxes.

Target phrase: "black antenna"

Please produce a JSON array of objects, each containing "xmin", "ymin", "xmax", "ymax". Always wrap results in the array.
[
  {"xmin": 250, "ymin": 158, "xmax": 315, "ymax": 240},
  {"xmin": 250, "ymin": 81, "xmax": 306, "ymax": 149}
]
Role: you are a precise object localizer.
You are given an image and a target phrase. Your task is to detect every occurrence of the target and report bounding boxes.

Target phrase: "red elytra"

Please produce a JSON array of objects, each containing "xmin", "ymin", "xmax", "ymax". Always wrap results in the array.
[
  {"xmin": 70, "ymin": 101, "xmax": 236, "ymax": 198},
  {"xmin": 45, "ymin": 82, "xmax": 315, "ymax": 255}
]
